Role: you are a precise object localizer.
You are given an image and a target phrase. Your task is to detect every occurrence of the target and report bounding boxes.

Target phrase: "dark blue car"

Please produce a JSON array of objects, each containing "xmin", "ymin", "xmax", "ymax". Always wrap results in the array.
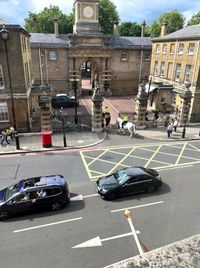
[{"xmin": 0, "ymin": 175, "xmax": 70, "ymax": 220}]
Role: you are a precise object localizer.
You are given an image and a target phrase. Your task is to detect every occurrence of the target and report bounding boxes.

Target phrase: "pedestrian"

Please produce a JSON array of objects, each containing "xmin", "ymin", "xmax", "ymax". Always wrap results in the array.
[
  {"xmin": 103, "ymin": 106, "xmax": 111, "ymax": 129},
  {"xmin": 167, "ymin": 123, "xmax": 173, "ymax": 138},
  {"xmin": 121, "ymin": 114, "xmax": 128, "ymax": 129},
  {"xmin": 1, "ymin": 130, "xmax": 9, "ymax": 145},
  {"xmin": 6, "ymin": 126, "xmax": 11, "ymax": 140},
  {"xmin": 173, "ymin": 119, "xmax": 178, "ymax": 132}
]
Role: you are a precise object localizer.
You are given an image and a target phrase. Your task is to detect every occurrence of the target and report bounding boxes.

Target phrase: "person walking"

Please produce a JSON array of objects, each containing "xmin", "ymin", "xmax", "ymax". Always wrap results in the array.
[
  {"xmin": 121, "ymin": 114, "xmax": 128, "ymax": 129},
  {"xmin": 167, "ymin": 123, "xmax": 173, "ymax": 138},
  {"xmin": 173, "ymin": 119, "xmax": 178, "ymax": 132},
  {"xmin": 6, "ymin": 127, "xmax": 11, "ymax": 141},
  {"xmin": 103, "ymin": 106, "xmax": 111, "ymax": 129},
  {"xmin": 1, "ymin": 130, "xmax": 9, "ymax": 145}
]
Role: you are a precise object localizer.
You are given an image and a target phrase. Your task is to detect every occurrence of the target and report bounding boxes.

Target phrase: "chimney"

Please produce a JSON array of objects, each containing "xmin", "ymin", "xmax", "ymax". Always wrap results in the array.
[
  {"xmin": 141, "ymin": 20, "xmax": 146, "ymax": 37},
  {"xmin": 113, "ymin": 21, "xmax": 119, "ymax": 36},
  {"xmin": 160, "ymin": 21, "xmax": 167, "ymax": 37},
  {"xmin": 54, "ymin": 18, "xmax": 59, "ymax": 37}
]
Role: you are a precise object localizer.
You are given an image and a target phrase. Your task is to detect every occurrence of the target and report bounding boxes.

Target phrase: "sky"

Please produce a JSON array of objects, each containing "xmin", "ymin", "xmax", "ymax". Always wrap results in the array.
[{"xmin": 1, "ymin": 0, "xmax": 200, "ymax": 27}]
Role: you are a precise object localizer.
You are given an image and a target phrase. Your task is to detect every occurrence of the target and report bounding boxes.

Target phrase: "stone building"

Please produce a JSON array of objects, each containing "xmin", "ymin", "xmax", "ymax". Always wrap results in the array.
[
  {"xmin": 30, "ymin": 0, "xmax": 152, "ymax": 101},
  {"xmin": 149, "ymin": 23, "xmax": 200, "ymax": 122},
  {"xmin": 0, "ymin": 21, "xmax": 32, "ymax": 131}
]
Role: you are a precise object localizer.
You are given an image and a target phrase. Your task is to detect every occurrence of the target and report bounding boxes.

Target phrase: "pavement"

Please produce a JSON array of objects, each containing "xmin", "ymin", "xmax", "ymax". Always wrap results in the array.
[{"xmin": 0, "ymin": 125, "xmax": 200, "ymax": 155}]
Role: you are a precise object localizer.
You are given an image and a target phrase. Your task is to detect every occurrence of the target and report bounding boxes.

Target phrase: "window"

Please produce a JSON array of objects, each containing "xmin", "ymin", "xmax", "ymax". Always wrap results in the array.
[
  {"xmin": 178, "ymin": 43, "xmax": 184, "ymax": 54},
  {"xmin": 170, "ymin": 44, "xmax": 175, "ymax": 53},
  {"xmin": 49, "ymin": 51, "xmax": 57, "ymax": 60},
  {"xmin": 0, "ymin": 102, "xmax": 9, "ymax": 122},
  {"xmin": 184, "ymin": 65, "xmax": 191, "ymax": 82},
  {"xmin": 188, "ymin": 43, "xmax": 195, "ymax": 54},
  {"xmin": 162, "ymin": 44, "xmax": 167, "ymax": 53},
  {"xmin": 160, "ymin": 62, "xmax": 165, "ymax": 77},
  {"xmin": 0, "ymin": 65, "xmax": 4, "ymax": 89},
  {"xmin": 121, "ymin": 52, "xmax": 128, "ymax": 61},
  {"xmin": 175, "ymin": 64, "xmax": 181, "ymax": 81},
  {"xmin": 156, "ymin": 44, "xmax": 160, "ymax": 53},
  {"xmin": 167, "ymin": 62, "xmax": 173, "ymax": 79},
  {"xmin": 153, "ymin": 61, "xmax": 158, "ymax": 76},
  {"xmin": 144, "ymin": 52, "xmax": 151, "ymax": 61}
]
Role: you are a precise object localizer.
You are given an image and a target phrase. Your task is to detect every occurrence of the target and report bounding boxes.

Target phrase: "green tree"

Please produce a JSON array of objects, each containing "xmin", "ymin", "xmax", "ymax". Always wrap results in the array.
[
  {"xmin": 99, "ymin": 0, "xmax": 120, "ymax": 34},
  {"xmin": 159, "ymin": 10, "xmax": 185, "ymax": 34},
  {"xmin": 24, "ymin": 5, "xmax": 74, "ymax": 34},
  {"xmin": 119, "ymin": 22, "xmax": 141, "ymax": 36},
  {"xmin": 145, "ymin": 21, "xmax": 161, "ymax": 37},
  {"xmin": 187, "ymin": 11, "xmax": 200, "ymax": 26}
]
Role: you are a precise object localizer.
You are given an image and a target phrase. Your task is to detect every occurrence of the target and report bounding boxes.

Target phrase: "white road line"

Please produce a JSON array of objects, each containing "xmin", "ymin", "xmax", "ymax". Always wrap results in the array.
[
  {"xmin": 82, "ymin": 193, "xmax": 99, "ymax": 198},
  {"xmin": 157, "ymin": 164, "xmax": 193, "ymax": 171},
  {"xmin": 13, "ymin": 217, "xmax": 82, "ymax": 233},
  {"xmin": 111, "ymin": 201, "xmax": 164, "ymax": 213}
]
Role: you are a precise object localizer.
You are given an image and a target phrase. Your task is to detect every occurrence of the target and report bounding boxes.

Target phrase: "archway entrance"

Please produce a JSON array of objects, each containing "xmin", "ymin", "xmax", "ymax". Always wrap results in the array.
[{"xmin": 80, "ymin": 61, "xmax": 99, "ymax": 96}]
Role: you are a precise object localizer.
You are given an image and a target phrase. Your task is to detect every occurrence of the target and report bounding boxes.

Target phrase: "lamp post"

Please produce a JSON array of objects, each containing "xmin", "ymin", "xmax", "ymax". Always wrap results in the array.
[
  {"xmin": 0, "ymin": 25, "xmax": 20, "ymax": 150},
  {"xmin": 60, "ymin": 107, "xmax": 67, "ymax": 147},
  {"xmin": 72, "ymin": 77, "xmax": 78, "ymax": 125},
  {"xmin": 182, "ymin": 81, "xmax": 191, "ymax": 138}
]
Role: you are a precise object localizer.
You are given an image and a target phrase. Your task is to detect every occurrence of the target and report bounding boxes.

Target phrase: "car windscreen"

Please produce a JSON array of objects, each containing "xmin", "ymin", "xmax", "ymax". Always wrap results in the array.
[
  {"xmin": 115, "ymin": 170, "xmax": 131, "ymax": 184},
  {"xmin": 3, "ymin": 182, "xmax": 20, "ymax": 201}
]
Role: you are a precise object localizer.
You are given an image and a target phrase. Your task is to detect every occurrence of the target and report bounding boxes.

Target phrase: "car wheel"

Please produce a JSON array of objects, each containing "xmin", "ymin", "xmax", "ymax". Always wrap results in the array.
[
  {"xmin": 52, "ymin": 202, "xmax": 62, "ymax": 211},
  {"xmin": 106, "ymin": 192, "xmax": 117, "ymax": 200},
  {"xmin": 0, "ymin": 211, "xmax": 9, "ymax": 220},
  {"xmin": 146, "ymin": 185, "xmax": 156, "ymax": 193}
]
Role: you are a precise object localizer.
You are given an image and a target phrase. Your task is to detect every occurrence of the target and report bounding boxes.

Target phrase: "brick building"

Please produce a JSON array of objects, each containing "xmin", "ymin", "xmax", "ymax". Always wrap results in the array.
[
  {"xmin": 149, "ymin": 23, "xmax": 200, "ymax": 122},
  {"xmin": 0, "ymin": 21, "xmax": 32, "ymax": 131}
]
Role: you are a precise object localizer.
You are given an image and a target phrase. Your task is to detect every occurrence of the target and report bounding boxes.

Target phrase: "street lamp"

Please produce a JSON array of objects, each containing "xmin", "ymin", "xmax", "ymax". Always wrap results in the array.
[
  {"xmin": 60, "ymin": 107, "xmax": 67, "ymax": 147},
  {"xmin": 182, "ymin": 81, "xmax": 191, "ymax": 138},
  {"xmin": 0, "ymin": 25, "xmax": 20, "ymax": 149},
  {"xmin": 72, "ymin": 77, "xmax": 78, "ymax": 125}
]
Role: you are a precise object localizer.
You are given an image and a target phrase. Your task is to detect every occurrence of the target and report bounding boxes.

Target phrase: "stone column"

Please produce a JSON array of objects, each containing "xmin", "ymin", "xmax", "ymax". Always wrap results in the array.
[
  {"xmin": 38, "ymin": 95, "xmax": 52, "ymax": 132},
  {"xmin": 178, "ymin": 89, "xmax": 192, "ymax": 126},
  {"xmin": 135, "ymin": 82, "xmax": 148, "ymax": 129},
  {"xmin": 92, "ymin": 90, "xmax": 104, "ymax": 133}
]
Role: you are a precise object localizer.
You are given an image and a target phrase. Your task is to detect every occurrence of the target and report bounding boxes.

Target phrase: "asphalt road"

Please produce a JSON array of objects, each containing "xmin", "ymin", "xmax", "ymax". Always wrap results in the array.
[{"xmin": 0, "ymin": 140, "xmax": 200, "ymax": 268}]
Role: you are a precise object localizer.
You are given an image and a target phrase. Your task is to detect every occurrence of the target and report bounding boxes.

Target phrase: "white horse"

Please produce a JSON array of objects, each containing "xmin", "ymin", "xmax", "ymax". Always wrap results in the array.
[{"xmin": 116, "ymin": 117, "xmax": 136, "ymax": 138}]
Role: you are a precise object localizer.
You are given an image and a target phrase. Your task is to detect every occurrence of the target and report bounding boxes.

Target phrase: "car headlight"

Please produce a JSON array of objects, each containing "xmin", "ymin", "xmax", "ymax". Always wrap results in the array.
[{"xmin": 101, "ymin": 188, "xmax": 108, "ymax": 193}]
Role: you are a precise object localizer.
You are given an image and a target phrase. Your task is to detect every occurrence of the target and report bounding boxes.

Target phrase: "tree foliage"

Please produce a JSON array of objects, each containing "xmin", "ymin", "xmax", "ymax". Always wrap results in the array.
[
  {"xmin": 119, "ymin": 22, "xmax": 141, "ymax": 36},
  {"xmin": 99, "ymin": 0, "xmax": 120, "ymax": 34},
  {"xmin": 24, "ymin": 5, "xmax": 74, "ymax": 34},
  {"xmin": 158, "ymin": 10, "xmax": 185, "ymax": 34},
  {"xmin": 187, "ymin": 11, "xmax": 200, "ymax": 26},
  {"xmin": 145, "ymin": 21, "xmax": 161, "ymax": 37}
]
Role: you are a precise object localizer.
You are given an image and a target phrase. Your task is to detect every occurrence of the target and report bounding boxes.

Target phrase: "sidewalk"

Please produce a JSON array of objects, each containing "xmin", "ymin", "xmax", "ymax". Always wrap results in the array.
[{"xmin": 0, "ymin": 126, "xmax": 199, "ymax": 155}]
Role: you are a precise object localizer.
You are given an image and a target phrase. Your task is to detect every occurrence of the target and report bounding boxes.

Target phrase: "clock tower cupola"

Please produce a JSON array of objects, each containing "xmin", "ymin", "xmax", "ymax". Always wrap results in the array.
[{"xmin": 73, "ymin": 0, "xmax": 102, "ymax": 35}]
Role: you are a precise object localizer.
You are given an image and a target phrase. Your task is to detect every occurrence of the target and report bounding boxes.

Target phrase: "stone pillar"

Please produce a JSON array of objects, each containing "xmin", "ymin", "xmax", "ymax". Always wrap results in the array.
[
  {"xmin": 92, "ymin": 90, "xmax": 104, "ymax": 133},
  {"xmin": 38, "ymin": 95, "xmax": 52, "ymax": 132},
  {"xmin": 135, "ymin": 82, "xmax": 148, "ymax": 129},
  {"xmin": 178, "ymin": 89, "xmax": 192, "ymax": 126},
  {"xmin": 160, "ymin": 22, "xmax": 167, "ymax": 37}
]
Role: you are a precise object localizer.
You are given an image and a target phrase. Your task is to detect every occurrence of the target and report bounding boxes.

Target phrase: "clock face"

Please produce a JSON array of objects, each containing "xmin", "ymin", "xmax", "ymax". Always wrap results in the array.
[{"xmin": 83, "ymin": 6, "xmax": 94, "ymax": 18}]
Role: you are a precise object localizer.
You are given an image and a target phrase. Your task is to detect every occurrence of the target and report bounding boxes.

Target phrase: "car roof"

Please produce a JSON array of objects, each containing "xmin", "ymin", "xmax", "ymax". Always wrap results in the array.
[{"xmin": 22, "ymin": 175, "xmax": 66, "ymax": 190}]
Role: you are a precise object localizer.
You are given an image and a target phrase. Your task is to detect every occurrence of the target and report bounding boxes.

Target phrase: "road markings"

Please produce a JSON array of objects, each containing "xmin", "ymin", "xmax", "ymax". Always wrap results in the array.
[
  {"xmin": 110, "ymin": 201, "xmax": 164, "ymax": 213},
  {"xmin": 145, "ymin": 145, "xmax": 162, "ymax": 168},
  {"xmin": 157, "ymin": 164, "xmax": 193, "ymax": 171},
  {"xmin": 175, "ymin": 142, "xmax": 187, "ymax": 165},
  {"xmin": 13, "ymin": 217, "xmax": 82, "ymax": 233},
  {"xmin": 82, "ymin": 193, "xmax": 99, "ymax": 198},
  {"xmin": 70, "ymin": 195, "xmax": 83, "ymax": 201},
  {"xmin": 72, "ymin": 231, "xmax": 140, "ymax": 248}
]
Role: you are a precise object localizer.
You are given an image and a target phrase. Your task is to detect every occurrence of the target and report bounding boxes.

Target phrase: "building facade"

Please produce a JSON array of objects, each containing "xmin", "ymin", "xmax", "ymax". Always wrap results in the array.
[
  {"xmin": 0, "ymin": 22, "xmax": 32, "ymax": 131},
  {"xmin": 149, "ymin": 24, "xmax": 200, "ymax": 122}
]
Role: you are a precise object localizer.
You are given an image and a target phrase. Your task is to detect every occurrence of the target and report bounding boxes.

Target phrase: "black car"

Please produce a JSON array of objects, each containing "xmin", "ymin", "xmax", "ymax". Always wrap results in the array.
[
  {"xmin": 96, "ymin": 167, "xmax": 162, "ymax": 200},
  {"xmin": 51, "ymin": 94, "xmax": 79, "ymax": 109},
  {"xmin": 0, "ymin": 175, "xmax": 70, "ymax": 220}
]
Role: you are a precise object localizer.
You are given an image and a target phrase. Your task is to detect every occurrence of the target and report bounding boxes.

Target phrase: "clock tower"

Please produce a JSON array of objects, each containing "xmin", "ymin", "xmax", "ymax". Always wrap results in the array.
[{"xmin": 73, "ymin": 0, "xmax": 101, "ymax": 35}]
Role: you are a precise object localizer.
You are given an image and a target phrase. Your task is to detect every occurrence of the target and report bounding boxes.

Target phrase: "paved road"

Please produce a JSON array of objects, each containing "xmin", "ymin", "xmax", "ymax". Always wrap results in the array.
[{"xmin": 0, "ymin": 141, "xmax": 200, "ymax": 268}]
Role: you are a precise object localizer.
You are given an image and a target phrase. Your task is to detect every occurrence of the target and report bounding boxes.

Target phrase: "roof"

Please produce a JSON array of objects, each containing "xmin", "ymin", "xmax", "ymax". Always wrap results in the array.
[
  {"xmin": 30, "ymin": 33, "xmax": 70, "ymax": 48},
  {"xmin": 30, "ymin": 33, "xmax": 152, "ymax": 49},
  {"xmin": 110, "ymin": 36, "xmax": 152, "ymax": 49},
  {"xmin": 126, "ymin": 167, "xmax": 146, "ymax": 176},
  {"xmin": 153, "ymin": 24, "xmax": 200, "ymax": 42}
]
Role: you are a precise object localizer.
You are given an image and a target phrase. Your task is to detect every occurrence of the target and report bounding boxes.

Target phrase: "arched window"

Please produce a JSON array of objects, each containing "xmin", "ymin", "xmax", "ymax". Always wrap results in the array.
[{"xmin": 0, "ymin": 65, "xmax": 4, "ymax": 89}]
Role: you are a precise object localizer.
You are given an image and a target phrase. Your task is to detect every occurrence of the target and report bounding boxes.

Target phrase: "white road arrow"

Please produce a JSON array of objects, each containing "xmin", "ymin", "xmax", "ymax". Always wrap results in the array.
[{"xmin": 72, "ymin": 231, "xmax": 140, "ymax": 248}]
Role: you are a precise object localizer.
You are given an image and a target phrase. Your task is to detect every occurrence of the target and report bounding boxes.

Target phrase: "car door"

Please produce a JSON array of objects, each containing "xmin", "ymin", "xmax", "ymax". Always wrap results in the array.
[
  {"xmin": 133, "ymin": 175, "xmax": 153, "ymax": 193},
  {"xmin": 6, "ymin": 193, "xmax": 33, "ymax": 214},
  {"xmin": 119, "ymin": 176, "xmax": 139, "ymax": 196}
]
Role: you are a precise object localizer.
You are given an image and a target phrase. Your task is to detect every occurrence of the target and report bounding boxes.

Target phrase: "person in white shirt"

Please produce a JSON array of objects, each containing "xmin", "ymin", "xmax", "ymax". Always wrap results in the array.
[{"xmin": 173, "ymin": 119, "xmax": 178, "ymax": 132}]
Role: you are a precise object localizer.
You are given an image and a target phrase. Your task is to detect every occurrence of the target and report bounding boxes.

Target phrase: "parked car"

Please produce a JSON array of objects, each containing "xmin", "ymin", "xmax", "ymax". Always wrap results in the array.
[
  {"xmin": 51, "ymin": 94, "xmax": 79, "ymax": 109},
  {"xmin": 96, "ymin": 166, "xmax": 162, "ymax": 200},
  {"xmin": 0, "ymin": 174, "xmax": 70, "ymax": 220}
]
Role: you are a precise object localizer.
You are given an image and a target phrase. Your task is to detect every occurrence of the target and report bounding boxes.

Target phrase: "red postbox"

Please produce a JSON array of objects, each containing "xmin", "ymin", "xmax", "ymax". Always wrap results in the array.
[{"xmin": 41, "ymin": 131, "xmax": 52, "ymax": 148}]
